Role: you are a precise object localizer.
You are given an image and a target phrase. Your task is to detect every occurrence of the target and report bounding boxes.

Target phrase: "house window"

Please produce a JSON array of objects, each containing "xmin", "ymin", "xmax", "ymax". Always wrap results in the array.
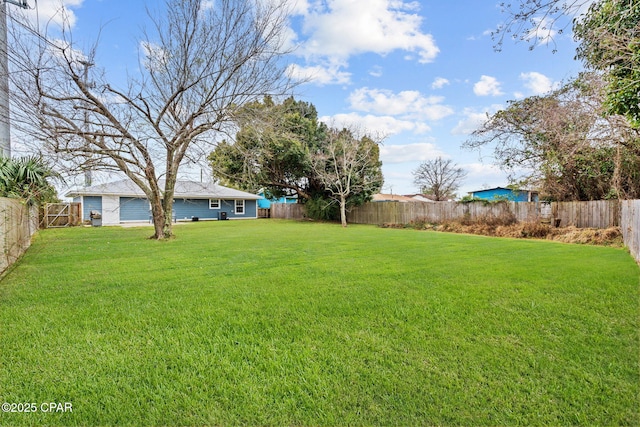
[
  {"xmin": 235, "ymin": 200, "xmax": 245, "ymax": 215},
  {"xmin": 209, "ymin": 199, "xmax": 220, "ymax": 209}
]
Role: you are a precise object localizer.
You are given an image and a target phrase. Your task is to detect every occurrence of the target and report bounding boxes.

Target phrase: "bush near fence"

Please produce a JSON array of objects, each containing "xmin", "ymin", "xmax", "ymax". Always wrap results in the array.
[{"xmin": 0, "ymin": 197, "xmax": 39, "ymax": 274}]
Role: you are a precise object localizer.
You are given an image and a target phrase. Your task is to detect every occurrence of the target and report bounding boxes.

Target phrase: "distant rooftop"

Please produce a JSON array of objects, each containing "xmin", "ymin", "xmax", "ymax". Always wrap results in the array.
[{"xmin": 66, "ymin": 179, "xmax": 260, "ymax": 200}]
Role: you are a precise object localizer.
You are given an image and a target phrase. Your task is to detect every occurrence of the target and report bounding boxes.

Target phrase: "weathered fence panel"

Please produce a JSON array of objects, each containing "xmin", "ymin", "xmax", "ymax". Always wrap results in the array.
[
  {"xmin": 553, "ymin": 200, "xmax": 619, "ymax": 228},
  {"xmin": 0, "ymin": 198, "xmax": 39, "ymax": 274},
  {"xmin": 347, "ymin": 200, "xmax": 622, "ymax": 229},
  {"xmin": 271, "ymin": 203, "xmax": 306, "ymax": 220},
  {"xmin": 621, "ymin": 200, "xmax": 640, "ymax": 263},
  {"xmin": 347, "ymin": 201, "xmax": 541, "ymax": 225}
]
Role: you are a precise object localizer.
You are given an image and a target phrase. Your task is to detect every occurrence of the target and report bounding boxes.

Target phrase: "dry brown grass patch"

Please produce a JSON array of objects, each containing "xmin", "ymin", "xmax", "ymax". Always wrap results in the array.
[{"xmin": 380, "ymin": 218, "xmax": 623, "ymax": 247}]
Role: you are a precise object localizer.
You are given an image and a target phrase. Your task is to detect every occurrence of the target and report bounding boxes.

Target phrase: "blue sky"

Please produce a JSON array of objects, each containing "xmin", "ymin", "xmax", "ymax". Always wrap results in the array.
[{"xmin": 12, "ymin": 0, "xmax": 588, "ymax": 196}]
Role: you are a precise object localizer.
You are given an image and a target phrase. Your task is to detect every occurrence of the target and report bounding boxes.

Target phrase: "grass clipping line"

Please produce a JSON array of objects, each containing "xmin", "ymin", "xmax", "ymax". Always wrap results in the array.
[{"xmin": 381, "ymin": 215, "xmax": 624, "ymax": 247}]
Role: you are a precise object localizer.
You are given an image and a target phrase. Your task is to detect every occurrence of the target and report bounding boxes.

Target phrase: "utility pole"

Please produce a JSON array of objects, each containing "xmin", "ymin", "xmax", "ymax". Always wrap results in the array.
[{"xmin": 0, "ymin": 0, "xmax": 28, "ymax": 158}]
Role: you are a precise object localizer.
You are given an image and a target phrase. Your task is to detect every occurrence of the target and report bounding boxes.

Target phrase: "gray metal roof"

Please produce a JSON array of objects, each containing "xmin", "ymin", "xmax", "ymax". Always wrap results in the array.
[{"xmin": 66, "ymin": 179, "xmax": 260, "ymax": 200}]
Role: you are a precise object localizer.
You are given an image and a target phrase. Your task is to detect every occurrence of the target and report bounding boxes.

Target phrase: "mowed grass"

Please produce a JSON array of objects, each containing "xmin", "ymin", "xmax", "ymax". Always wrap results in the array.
[{"xmin": 0, "ymin": 220, "xmax": 638, "ymax": 426}]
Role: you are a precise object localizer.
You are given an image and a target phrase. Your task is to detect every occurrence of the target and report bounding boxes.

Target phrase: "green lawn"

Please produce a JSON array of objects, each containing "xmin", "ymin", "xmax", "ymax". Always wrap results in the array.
[{"xmin": 0, "ymin": 220, "xmax": 638, "ymax": 426}]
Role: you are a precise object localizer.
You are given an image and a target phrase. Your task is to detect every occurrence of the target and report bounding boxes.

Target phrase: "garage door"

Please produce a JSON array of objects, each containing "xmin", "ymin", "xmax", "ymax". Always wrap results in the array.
[{"xmin": 119, "ymin": 197, "xmax": 149, "ymax": 221}]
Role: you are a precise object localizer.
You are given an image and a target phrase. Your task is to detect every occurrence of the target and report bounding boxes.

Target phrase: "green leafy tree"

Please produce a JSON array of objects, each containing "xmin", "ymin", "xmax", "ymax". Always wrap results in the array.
[
  {"xmin": 0, "ymin": 156, "xmax": 59, "ymax": 205},
  {"xmin": 464, "ymin": 73, "xmax": 640, "ymax": 200},
  {"xmin": 209, "ymin": 97, "xmax": 326, "ymax": 201},
  {"xmin": 574, "ymin": 0, "xmax": 640, "ymax": 128},
  {"xmin": 497, "ymin": 0, "xmax": 640, "ymax": 128},
  {"xmin": 209, "ymin": 97, "xmax": 383, "ymax": 223}
]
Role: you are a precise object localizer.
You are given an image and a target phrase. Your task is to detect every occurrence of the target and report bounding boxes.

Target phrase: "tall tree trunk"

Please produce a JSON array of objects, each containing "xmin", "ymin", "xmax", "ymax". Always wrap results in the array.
[
  {"xmin": 150, "ymin": 197, "xmax": 165, "ymax": 239},
  {"xmin": 162, "ymin": 198, "xmax": 173, "ymax": 239},
  {"xmin": 339, "ymin": 194, "xmax": 347, "ymax": 227},
  {"xmin": 162, "ymin": 164, "xmax": 178, "ymax": 239}
]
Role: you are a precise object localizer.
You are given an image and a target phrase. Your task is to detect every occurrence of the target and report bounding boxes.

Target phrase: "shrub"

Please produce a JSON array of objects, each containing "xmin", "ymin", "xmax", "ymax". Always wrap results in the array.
[
  {"xmin": 519, "ymin": 221, "xmax": 552, "ymax": 238},
  {"xmin": 304, "ymin": 196, "xmax": 338, "ymax": 221}
]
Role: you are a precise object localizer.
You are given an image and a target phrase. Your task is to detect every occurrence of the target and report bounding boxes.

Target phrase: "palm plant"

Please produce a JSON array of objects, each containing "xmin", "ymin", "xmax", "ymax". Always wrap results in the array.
[{"xmin": 0, "ymin": 156, "xmax": 59, "ymax": 205}]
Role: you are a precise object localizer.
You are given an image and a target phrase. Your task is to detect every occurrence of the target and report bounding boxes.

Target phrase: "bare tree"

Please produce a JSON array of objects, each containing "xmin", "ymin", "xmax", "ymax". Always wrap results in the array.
[
  {"xmin": 311, "ymin": 128, "xmax": 383, "ymax": 227},
  {"xmin": 8, "ymin": 0, "xmax": 294, "ymax": 239},
  {"xmin": 493, "ymin": 0, "xmax": 590, "ymax": 51},
  {"xmin": 412, "ymin": 157, "xmax": 466, "ymax": 201}
]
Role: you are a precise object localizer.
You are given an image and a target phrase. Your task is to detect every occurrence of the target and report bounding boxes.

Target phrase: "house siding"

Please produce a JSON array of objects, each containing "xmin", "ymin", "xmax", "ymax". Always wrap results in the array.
[
  {"xmin": 174, "ymin": 199, "xmax": 216, "ymax": 220},
  {"xmin": 118, "ymin": 197, "xmax": 258, "ymax": 222},
  {"xmin": 220, "ymin": 199, "xmax": 257, "ymax": 219},
  {"xmin": 82, "ymin": 196, "xmax": 103, "ymax": 220}
]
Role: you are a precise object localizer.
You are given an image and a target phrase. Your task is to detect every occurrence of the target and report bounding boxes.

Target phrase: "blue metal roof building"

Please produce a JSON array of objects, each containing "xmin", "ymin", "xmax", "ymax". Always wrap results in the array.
[{"xmin": 468, "ymin": 187, "xmax": 539, "ymax": 202}]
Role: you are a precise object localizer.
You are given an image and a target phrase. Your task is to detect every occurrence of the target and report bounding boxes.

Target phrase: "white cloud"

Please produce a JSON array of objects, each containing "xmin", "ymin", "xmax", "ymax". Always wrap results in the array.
[
  {"xmin": 459, "ymin": 163, "xmax": 508, "ymax": 193},
  {"xmin": 452, "ymin": 105, "xmax": 502, "ymax": 135},
  {"xmin": 17, "ymin": 0, "xmax": 83, "ymax": 29},
  {"xmin": 294, "ymin": 0, "xmax": 439, "ymax": 64},
  {"xmin": 289, "ymin": 0, "xmax": 311, "ymax": 15},
  {"xmin": 452, "ymin": 111, "xmax": 489, "ymax": 136},
  {"xmin": 431, "ymin": 77, "xmax": 450, "ymax": 89},
  {"xmin": 286, "ymin": 63, "xmax": 351, "ymax": 86},
  {"xmin": 48, "ymin": 38, "xmax": 90, "ymax": 69},
  {"xmin": 348, "ymin": 87, "xmax": 454, "ymax": 121},
  {"xmin": 519, "ymin": 71, "xmax": 557, "ymax": 95},
  {"xmin": 369, "ymin": 66, "xmax": 383, "ymax": 77},
  {"xmin": 380, "ymin": 142, "xmax": 447, "ymax": 164},
  {"xmin": 525, "ymin": 17, "xmax": 557, "ymax": 46},
  {"xmin": 200, "ymin": 1, "xmax": 214, "ymax": 11},
  {"xmin": 464, "ymin": 162, "xmax": 503, "ymax": 178},
  {"xmin": 140, "ymin": 41, "xmax": 168, "ymax": 72},
  {"xmin": 320, "ymin": 112, "xmax": 431, "ymax": 137},
  {"xmin": 474, "ymin": 75, "xmax": 503, "ymax": 96}
]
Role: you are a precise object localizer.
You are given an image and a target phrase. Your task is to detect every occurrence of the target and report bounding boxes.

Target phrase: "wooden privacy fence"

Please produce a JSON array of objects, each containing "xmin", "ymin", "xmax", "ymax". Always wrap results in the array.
[
  {"xmin": 552, "ymin": 200, "xmax": 620, "ymax": 228},
  {"xmin": 346, "ymin": 201, "xmax": 541, "ymax": 225},
  {"xmin": 346, "ymin": 200, "xmax": 622, "ymax": 229},
  {"xmin": 271, "ymin": 200, "xmax": 622, "ymax": 228},
  {"xmin": 621, "ymin": 200, "xmax": 640, "ymax": 263},
  {"xmin": 271, "ymin": 203, "xmax": 306, "ymax": 220},
  {"xmin": 0, "ymin": 197, "xmax": 39, "ymax": 274}
]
